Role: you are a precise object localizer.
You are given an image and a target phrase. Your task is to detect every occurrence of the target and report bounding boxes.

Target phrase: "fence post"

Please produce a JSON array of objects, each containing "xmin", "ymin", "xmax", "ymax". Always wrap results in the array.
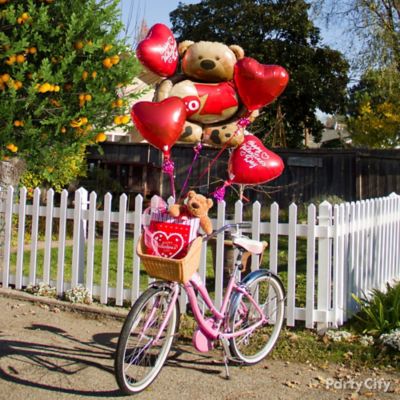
[
  {"xmin": 1, "ymin": 186, "xmax": 14, "ymax": 288},
  {"xmin": 0, "ymin": 185, "xmax": 5, "ymax": 275},
  {"xmin": 72, "ymin": 187, "xmax": 88, "ymax": 287},
  {"xmin": 317, "ymin": 201, "xmax": 332, "ymax": 331}
]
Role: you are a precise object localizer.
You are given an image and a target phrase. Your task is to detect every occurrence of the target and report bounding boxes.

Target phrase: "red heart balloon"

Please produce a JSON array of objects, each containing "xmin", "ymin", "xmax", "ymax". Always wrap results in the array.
[
  {"xmin": 131, "ymin": 98, "xmax": 186, "ymax": 156},
  {"xmin": 136, "ymin": 23, "xmax": 179, "ymax": 77},
  {"xmin": 234, "ymin": 57, "xmax": 289, "ymax": 111},
  {"xmin": 228, "ymin": 134, "xmax": 284, "ymax": 184}
]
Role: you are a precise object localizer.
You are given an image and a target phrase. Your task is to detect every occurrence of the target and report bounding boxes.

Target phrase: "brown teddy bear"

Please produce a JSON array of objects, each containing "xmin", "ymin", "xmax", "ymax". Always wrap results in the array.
[
  {"xmin": 169, "ymin": 190, "xmax": 214, "ymax": 235},
  {"xmin": 155, "ymin": 40, "xmax": 257, "ymax": 147}
]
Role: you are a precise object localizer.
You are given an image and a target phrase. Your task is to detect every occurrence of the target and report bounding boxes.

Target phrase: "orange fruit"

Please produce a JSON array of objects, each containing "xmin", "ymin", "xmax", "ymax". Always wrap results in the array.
[
  {"xmin": 95, "ymin": 132, "xmax": 107, "ymax": 142},
  {"xmin": 74, "ymin": 41, "xmax": 84, "ymax": 50},
  {"xmin": 39, "ymin": 83, "xmax": 51, "ymax": 93},
  {"xmin": 5, "ymin": 55, "xmax": 16, "ymax": 65},
  {"xmin": 120, "ymin": 115, "xmax": 130, "ymax": 124},
  {"xmin": 6, "ymin": 143, "xmax": 18, "ymax": 153},
  {"xmin": 103, "ymin": 44, "xmax": 113, "ymax": 53},
  {"xmin": 110, "ymin": 55, "xmax": 120, "ymax": 65},
  {"xmin": 102, "ymin": 58, "xmax": 112, "ymax": 68}
]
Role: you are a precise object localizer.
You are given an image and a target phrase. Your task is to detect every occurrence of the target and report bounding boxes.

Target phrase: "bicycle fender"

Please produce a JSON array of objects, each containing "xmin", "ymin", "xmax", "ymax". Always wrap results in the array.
[{"xmin": 228, "ymin": 269, "xmax": 286, "ymax": 320}]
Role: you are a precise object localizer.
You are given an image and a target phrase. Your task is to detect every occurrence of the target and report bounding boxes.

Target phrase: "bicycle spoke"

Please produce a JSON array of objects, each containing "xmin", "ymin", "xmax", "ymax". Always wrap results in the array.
[
  {"xmin": 229, "ymin": 274, "xmax": 285, "ymax": 364},
  {"xmin": 115, "ymin": 286, "xmax": 179, "ymax": 394}
]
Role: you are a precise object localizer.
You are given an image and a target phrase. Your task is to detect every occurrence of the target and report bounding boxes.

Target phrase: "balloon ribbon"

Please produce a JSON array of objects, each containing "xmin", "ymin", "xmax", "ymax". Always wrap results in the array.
[
  {"xmin": 178, "ymin": 143, "xmax": 202, "ymax": 202},
  {"xmin": 195, "ymin": 115, "xmax": 251, "ymax": 188},
  {"xmin": 162, "ymin": 157, "xmax": 176, "ymax": 200}
]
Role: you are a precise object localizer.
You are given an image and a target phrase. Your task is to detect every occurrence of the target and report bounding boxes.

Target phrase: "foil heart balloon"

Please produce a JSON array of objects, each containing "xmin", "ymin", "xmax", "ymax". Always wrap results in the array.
[
  {"xmin": 136, "ymin": 23, "xmax": 179, "ymax": 77},
  {"xmin": 228, "ymin": 134, "xmax": 284, "ymax": 185},
  {"xmin": 131, "ymin": 97, "xmax": 187, "ymax": 157},
  {"xmin": 234, "ymin": 57, "xmax": 289, "ymax": 111}
]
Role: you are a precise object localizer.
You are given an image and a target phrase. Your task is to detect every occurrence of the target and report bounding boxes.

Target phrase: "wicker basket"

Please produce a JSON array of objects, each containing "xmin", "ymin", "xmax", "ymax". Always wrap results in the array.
[{"xmin": 137, "ymin": 235, "xmax": 203, "ymax": 283}]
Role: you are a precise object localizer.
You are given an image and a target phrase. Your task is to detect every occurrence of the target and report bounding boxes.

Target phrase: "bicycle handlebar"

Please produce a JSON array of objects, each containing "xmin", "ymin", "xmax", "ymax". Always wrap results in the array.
[{"xmin": 203, "ymin": 222, "xmax": 251, "ymax": 242}]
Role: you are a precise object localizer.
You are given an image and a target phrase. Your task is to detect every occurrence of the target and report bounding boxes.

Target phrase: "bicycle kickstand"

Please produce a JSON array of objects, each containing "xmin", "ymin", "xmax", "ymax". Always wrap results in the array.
[{"xmin": 220, "ymin": 337, "xmax": 231, "ymax": 380}]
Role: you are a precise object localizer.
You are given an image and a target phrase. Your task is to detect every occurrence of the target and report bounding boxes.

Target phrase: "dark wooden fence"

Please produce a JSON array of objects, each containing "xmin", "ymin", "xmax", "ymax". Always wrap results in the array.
[{"xmin": 87, "ymin": 144, "xmax": 400, "ymax": 207}]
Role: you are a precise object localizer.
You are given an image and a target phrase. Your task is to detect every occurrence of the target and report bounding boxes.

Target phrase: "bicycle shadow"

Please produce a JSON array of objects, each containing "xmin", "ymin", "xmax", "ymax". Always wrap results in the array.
[
  {"xmin": 167, "ymin": 343, "xmax": 228, "ymax": 378},
  {"xmin": 0, "ymin": 323, "xmax": 124, "ymax": 397},
  {"xmin": 0, "ymin": 322, "xmax": 235, "ymax": 396}
]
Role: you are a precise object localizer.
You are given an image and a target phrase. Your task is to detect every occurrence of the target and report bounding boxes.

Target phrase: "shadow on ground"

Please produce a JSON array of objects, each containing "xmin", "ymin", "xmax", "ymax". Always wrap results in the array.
[{"xmin": 0, "ymin": 322, "xmax": 226, "ymax": 397}]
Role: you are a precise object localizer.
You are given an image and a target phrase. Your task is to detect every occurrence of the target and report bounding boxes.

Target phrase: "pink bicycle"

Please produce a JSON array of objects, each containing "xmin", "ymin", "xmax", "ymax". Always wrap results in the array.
[{"xmin": 114, "ymin": 223, "xmax": 285, "ymax": 394}]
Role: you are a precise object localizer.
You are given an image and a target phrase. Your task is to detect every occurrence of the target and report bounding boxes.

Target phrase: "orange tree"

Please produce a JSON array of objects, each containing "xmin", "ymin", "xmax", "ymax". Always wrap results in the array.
[{"xmin": 0, "ymin": 0, "xmax": 141, "ymax": 191}]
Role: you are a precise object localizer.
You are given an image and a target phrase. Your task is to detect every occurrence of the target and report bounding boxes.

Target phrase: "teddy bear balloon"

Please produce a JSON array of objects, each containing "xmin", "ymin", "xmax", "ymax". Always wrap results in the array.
[
  {"xmin": 135, "ymin": 23, "xmax": 289, "ymax": 159},
  {"xmin": 154, "ymin": 40, "xmax": 256, "ymax": 148}
]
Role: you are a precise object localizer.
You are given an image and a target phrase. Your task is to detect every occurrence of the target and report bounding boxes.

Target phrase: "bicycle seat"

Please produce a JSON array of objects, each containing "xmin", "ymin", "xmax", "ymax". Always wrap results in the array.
[{"xmin": 232, "ymin": 237, "xmax": 266, "ymax": 255}]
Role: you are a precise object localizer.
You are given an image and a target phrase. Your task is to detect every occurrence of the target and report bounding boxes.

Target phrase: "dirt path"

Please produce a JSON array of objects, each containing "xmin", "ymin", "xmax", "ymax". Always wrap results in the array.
[{"xmin": 0, "ymin": 289, "xmax": 399, "ymax": 400}]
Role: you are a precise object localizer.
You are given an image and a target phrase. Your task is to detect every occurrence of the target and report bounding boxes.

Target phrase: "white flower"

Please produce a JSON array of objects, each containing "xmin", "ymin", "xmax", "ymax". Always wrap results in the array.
[
  {"xmin": 26, "ymin": 282, "xmax": 57, "ymax": 298},
  {"xmin": 65, "ymin": 285, "xmax": 92, "ymax": 305},
  {"xmin": 359, "ymin": 335, "xmax": 374, "ymax": 347},
  {"xmin": 325, "ymin": 330, "xmax": 353, "ymax": 342},
  {"xmin": 380, "ymin": 329, "xmax": 400, "ymax": 351}
]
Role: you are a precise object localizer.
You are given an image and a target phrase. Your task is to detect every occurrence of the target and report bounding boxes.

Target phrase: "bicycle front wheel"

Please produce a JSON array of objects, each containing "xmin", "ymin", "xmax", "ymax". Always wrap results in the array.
[
  {"xmin": 114, "ymin": 285, "xmax": 180, "ymax": 394},
  {"xmin": 229, "ymin": 272, "xmax": 285, "ymax": 364}
]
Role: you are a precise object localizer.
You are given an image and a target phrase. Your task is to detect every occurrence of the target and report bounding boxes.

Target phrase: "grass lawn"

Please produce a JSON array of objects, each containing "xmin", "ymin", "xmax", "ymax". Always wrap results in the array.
[
  {"xmin": 9, "ymin": 239, "xmax": 218, "ymax": 293},
  {"xmin": 9, "ymin": 235, "xmax": 310, "ymax": 306}
]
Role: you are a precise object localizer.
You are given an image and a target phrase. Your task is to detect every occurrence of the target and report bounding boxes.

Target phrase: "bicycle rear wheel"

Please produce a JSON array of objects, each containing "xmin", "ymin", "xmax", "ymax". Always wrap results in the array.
[
  {"xmin": 229, "ymin": 272, "xmax": 285, "ymax": 364},
  {"xmin": 115, "ymin": 285, "xmax": 179, "ymax": 394}
]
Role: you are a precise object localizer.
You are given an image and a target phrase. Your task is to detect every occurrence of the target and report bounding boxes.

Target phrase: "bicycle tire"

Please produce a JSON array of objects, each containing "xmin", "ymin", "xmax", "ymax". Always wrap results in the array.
[
  {"xmin": 228, "ymin": 271, "xmax": 285, "ymax": 364},
  {"xmin": 114, "ymin": 285, "xmax": 180, "ymax": 394}
]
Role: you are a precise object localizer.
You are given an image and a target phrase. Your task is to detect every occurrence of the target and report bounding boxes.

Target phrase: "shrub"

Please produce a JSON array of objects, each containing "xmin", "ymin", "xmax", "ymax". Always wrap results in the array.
[
  {"xmin": 64, "ymin": 285, "xmax": 92, "ymax": 304},
  {"xmin": 352, "ymin": 281, "xmax": 400, "ymax": 336},
  {"xmin": 380, "ymin": 329, "xmax": 400, "ymax": 351},
  {"xmin": 25, "ymin": 282, "xmax": 57, "ymax": 298},
  {"xmin": 0, "ymin": 0, "xmax": 142, "ymax": 190}
]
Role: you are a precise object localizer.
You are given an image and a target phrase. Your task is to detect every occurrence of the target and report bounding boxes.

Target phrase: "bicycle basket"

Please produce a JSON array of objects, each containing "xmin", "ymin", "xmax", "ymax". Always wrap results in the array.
[{"xmin": 137, "ymin": 235, "xmax": 202, "ymax": 283}]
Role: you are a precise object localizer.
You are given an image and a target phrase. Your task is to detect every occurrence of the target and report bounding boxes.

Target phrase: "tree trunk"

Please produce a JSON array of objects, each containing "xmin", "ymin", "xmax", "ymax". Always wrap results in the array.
[{"xmin": 0, "ymin": 158, "xmax": 26, "ymax": 263}]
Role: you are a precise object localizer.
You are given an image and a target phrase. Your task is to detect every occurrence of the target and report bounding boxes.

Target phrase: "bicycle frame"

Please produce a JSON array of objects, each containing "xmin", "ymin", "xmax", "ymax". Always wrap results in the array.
[
  {"xmin": 148, "ymin": 223, "xmax": 274, "ymax": 349},
  {"xmin": 184, "ymin": 271, "xmax": 267, "ymax": 341}
]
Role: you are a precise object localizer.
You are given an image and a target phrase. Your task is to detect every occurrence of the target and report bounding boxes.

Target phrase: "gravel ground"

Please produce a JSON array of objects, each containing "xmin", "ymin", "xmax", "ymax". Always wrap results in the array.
[{"xmin": 0, "ymin": 289, "xmax": 399, "ymax": 400}]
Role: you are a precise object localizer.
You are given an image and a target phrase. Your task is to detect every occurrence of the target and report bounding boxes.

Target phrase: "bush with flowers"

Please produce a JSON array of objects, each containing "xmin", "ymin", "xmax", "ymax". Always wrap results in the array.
[{"xmin": 0, "ymin": 0, "xmax": 142, "ymax": 191}]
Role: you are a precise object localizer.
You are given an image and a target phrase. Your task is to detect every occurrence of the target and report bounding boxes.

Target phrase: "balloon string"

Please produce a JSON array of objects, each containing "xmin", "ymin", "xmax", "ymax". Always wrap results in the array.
[
  {"xmin": 195, "ymin": 116, "xmax": 251, "ymax": 187},
  {"xmin": 162, "ymin": 157, "xmax": 176, "ymax": 200},
  {"xmin": 178, "ymin": 143, "xmax": 202, "ymax": 202},
  {"xmin": 212, "ymin": 180, "xmax": 233, "ymax": 202}
]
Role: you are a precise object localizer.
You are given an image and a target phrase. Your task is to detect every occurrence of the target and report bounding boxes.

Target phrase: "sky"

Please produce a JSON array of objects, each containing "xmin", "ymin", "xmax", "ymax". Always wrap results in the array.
[
  {"xmin": 120, "ymin": 0, "xmax": 201, "ymax": 40},
  {"xmin": 119, "ymin": 0, "xmax": 344, "ymax": 52}
]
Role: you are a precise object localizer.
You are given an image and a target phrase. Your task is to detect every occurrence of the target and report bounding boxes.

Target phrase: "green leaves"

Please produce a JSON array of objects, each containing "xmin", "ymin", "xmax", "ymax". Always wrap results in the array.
[
  {"xmin": 0, "ymin": 0, "xmax": 141, "ymax": 190},
  {"xmin": 347, "ymin": 67, "xmax": 400, "ymax": 148},
  {"xmin": 352, "ymin": 282, "xmax": 400, "ymax": 336}
]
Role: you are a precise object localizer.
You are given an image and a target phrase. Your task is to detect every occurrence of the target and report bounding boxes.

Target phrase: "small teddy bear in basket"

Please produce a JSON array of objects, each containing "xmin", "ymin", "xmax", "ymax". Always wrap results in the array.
[
  {"xmin": 168, "ymin": 190, "xmax": 213, "ymax": 236},
  {"xmin": 142, "ymin": 191, "xmax": 213, "ymax": 260}
]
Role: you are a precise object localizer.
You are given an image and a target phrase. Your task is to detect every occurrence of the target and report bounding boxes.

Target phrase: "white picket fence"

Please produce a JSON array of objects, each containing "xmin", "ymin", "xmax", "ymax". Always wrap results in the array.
[{"xmin": 1, "ymin": 186, "xmax": 400, "ymax": 330}]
